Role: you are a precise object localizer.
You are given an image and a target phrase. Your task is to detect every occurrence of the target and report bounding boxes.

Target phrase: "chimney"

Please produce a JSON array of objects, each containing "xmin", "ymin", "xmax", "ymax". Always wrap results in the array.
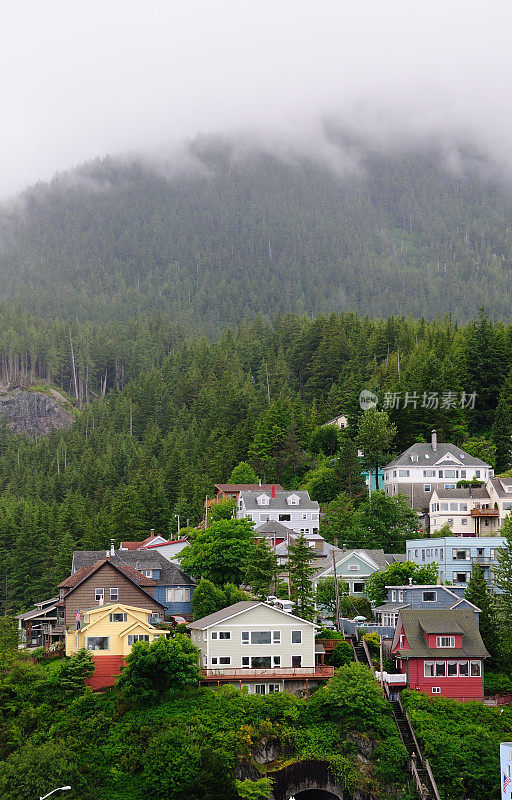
[
  {"xmin": 110, "ymin": 539, "xmax": 115, "ymax": 556},
  {"xmin": 105, "ymin": 551, "xmax": 110, "ymax": 560},
  {"xmin": 271, "ymin": 484, "xmax": 276, "ymax": 499},
  {"xmin": 431, "ymin": 429, "xmax": 437, "ymax": 452},
  {"xmin": 409, "ymin": 577, "xmax": 413, "ymax": 585},
  {"xmin": 150, "ymin": 528, "xmax": 155, "ymax": 538}
]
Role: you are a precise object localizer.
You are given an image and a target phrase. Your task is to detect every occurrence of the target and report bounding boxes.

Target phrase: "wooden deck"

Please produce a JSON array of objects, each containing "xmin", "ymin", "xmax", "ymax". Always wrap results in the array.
[{"xmin": 200, "ymin": 665, "xmax": 334, "ymax": 681}]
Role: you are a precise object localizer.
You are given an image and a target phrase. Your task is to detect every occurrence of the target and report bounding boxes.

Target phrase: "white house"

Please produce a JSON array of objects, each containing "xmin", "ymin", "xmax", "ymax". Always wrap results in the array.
[
  {"xmin": 238, "ymin": 488, "xmax": 320, "ymax": 537},
  {"xmin": 187, "ymin": 600, "xmax": 332, "ymax": 694},
  {"xmin": 383, "ymin": 430, "xmax": 492, "ymax": 516},
  {"xmin": 429, "ymin": 476, "xmax": 512, "ymax": 536}
]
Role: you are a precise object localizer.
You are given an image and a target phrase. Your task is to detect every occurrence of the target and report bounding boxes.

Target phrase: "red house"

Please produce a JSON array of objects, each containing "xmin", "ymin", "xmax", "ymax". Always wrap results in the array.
[{"xmin": 392, "ymin": 609, "xmax": 488, "ymax": 701}]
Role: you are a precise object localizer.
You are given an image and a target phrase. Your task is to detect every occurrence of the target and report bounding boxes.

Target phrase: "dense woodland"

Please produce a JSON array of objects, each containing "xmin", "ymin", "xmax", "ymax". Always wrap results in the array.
[
  {"xmin": 0, "ymin": 306, "xmax": 511, "ymax": 612},
  {"xmin": 2, "ymin": 133, "xmax": 512, "ymax": 327}
]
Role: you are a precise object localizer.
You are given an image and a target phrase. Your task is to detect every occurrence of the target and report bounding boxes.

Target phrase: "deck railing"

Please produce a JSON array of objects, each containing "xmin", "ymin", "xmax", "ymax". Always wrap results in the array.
[{"xmin": 200, "ymin": 665, "xmax": 334, "ymax": 680}]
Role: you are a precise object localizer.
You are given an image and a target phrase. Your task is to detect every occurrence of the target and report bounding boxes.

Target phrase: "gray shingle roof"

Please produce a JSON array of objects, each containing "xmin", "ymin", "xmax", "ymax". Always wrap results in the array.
[
  {"xmin": 397, "ymin": 609, "xmax": 489, "ymax": 659},
  {"xmin": 489, "ymin": 477, "xmax": 512, "ymax": 498},
  {"xmin": 385, "ymin": 443, "xmax": 490, "ymax": 469},
  {"xmin": 433, "ymin": 487, "xmax": 490, "ymax": 499},
  {"xmin": 240, "ymin": 490, "xmax": 319, "ymax": 511},
  {"xmin": 254, "ymin": 520, "xmax": 294, "ymax": 536},
  {"xmin": 72, "ymin": 550, "xmax": 195, "ymax": 587},
  {"xmin": 187, "ymin": 601, "xmax": 261, "ymax": 628}
]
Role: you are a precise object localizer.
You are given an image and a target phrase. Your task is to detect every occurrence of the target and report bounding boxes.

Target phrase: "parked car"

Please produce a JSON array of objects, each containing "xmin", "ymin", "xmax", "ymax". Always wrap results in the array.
[{"xmin": 274, "ymin": 599, "xmax": 294, "ymax": 613}]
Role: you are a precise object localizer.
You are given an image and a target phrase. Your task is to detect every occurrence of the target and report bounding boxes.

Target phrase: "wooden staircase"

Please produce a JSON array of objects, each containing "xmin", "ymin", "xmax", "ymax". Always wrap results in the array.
[{"xmin": 390, "ymin": 696, "xmax": 441, "ymax": 800}]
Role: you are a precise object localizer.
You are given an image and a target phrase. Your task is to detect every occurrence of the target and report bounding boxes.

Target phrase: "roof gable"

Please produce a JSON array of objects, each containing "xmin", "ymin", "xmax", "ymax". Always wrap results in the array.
[{"xmin": 188, "ymin": 600, "xmax": 317, "ymax": 629}]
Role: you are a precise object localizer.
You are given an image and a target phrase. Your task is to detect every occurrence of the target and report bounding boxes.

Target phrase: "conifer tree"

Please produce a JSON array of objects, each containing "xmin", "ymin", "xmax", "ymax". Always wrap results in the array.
[
  {"xmin": 464, "ymin": 562, "xmax": 497, "ymax": 660},
  {"xmin": 335, "ymin": 437, "xmax": 366, "ymax": 498},
  {"xmin": 287, "ymin": 534, "xmax": 316, "ymax": 619},
  {"xmin": 245, "ymin": 541, "xmax": 278, "ymax": 598},
  {"xmin": 492, "ymin": 394, "xmax": 512, "ymax": 474}
]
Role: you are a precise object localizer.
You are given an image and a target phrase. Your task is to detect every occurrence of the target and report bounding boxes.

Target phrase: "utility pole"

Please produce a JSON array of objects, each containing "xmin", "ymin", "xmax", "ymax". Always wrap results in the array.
[
  {"xmin": 205, "ymin": 496, "xmax": 208, "ymax": 529},
  {"xmin": 287, "ymin": 531, "xmax": 291, "ymax": 599},
  {"xmin": 332, "ymin": 551, "xmax": 340, "ymax": 632},
  {"xmin": 174, "ymin": 514, "xmax": 180, "ymax": 539},
  {"xmin": 379, "ymin": 635, "xmax": 384, "ymax": 691}
]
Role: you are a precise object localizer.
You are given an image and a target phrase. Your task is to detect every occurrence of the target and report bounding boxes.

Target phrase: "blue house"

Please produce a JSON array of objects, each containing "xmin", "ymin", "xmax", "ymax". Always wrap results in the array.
[
  {"xmin": 72, "ymin": 548, "xmax": 195, "ymax": 620},
  {"xmin": 405, "ymin": 536, "xmax": 504, "ymax": 592},
  {"xmin": 374, "ymin": 583, "xmax": 481, "ymax": 628}
]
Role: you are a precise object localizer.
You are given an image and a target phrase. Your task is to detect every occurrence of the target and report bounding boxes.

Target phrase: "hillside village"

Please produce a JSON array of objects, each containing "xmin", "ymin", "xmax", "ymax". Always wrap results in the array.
[{"xmin": 10, "ymin": 416, "xmax": 512, "ymax": 799}]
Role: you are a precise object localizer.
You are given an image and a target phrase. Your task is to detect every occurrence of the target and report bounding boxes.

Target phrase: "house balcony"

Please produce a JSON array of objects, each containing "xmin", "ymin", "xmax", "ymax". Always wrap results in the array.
[
  {"xmin": 471, "ymin": 556, "xmax": 493, "ymax": 565},
  {"xmin": 375, "ymin": 671, "xmax": 407, "ymax": 685},
  {"xmin": 200, "ymin": 666, "xmax": 334, "ymax": 682},
  {"xmin": 470, "ymin": 507, "xmax": 499, "ymax": 517}
]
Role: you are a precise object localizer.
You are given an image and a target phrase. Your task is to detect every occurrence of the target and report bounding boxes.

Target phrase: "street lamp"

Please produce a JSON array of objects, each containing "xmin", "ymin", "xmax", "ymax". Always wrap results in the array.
[{"xmin": 40, "ymin": 787, "xmax": 71, "ymax": 800}]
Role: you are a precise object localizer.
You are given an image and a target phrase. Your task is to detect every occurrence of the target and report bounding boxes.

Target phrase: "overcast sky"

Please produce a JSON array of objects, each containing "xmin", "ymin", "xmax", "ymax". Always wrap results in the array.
[{"xmin": 1, "ymin": 0, "xmax": 512, "ymax": 197}]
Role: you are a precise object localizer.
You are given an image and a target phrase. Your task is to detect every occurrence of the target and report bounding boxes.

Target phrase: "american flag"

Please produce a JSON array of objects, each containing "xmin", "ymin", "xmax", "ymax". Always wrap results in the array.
[{"xmin": 503, "ymin": 774, "xmax": 511, "ymax": 793}]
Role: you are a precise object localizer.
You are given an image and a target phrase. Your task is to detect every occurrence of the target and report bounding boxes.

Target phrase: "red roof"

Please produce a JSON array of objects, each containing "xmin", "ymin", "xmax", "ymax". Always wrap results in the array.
[
  {"xmin": 214, "ymin": 483, "xmax": 284, "ymax": 493},
  {"xmin": 120, "ymin": 534, "xmax": 169, "ymax": 550},
  {"xmin": 143, "ymin": 539, "xmax": 188, "ymax": 549},
  {"xmin": 59, "ymin": 559, "xmax": 156, "ymax": 589}
]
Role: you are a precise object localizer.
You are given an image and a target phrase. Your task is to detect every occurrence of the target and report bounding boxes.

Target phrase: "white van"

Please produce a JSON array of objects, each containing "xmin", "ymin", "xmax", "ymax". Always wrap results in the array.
[{"xmin": 274, "ymin": 599, "xmax": 294, "ymax": 613}]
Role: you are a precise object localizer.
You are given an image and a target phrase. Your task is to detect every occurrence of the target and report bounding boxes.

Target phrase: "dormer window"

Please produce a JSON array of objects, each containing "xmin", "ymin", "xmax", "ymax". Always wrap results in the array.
[
  {"xmin": 256, "ymin": 494, "xmax": 270, "ymax": 506},
  {"xmin": 436, "ymin": 636, "xmax": 455, "ymax": 648},
  {"xmin": 287, "ymin": 494, "xmax": 300, "ymax": 506},
  {"xmin": 411, "ymin": 454, "xmax": 418, "ymax": 462}
]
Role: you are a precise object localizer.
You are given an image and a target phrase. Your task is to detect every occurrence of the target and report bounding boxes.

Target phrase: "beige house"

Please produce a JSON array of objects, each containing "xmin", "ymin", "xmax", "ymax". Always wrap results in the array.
[
  {"xmin": 65, "ymin": 602, "xmax": 168, "ymax": 657},
  {"xmin": 430, "ymin": 476, "xmax": 512, "ymax": 536},
  {"xmin": 188, "ymin": 601, "xmax": 333, "ymax": 695}
]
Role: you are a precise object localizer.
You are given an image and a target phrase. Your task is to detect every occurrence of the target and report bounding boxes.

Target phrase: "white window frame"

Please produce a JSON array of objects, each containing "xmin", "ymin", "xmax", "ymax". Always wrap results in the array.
[
  {"xmin": 436, "ymin": 636, "xmax": 455, "ymax": 648},
  {"xmin": 432, "ymin": 687, "xmax": 441, "ymax": 694},
  {"xmin": 166, "ymin": 587, "xmax": 191, "ymax": 603},
  {"xmin": 109, "ymin": 588, "xmax": 119, "ymax": 601},
  {"xmin": 94, "ymin": 588, "xmax": 104, "ymax": 602},
  {"xmin": 291, "ymin": 630, "xmax": 302, "ymax": 644},
  {"xmin": 422, "ymin": 591, "xmax": 437, "ymax": 602}
]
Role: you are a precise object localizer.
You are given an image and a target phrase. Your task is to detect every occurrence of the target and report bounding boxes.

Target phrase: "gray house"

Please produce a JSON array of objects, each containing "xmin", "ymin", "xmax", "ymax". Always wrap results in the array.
[{"xmin": 374, "ymin": 584, "xmax": 481, "ymax": 628}]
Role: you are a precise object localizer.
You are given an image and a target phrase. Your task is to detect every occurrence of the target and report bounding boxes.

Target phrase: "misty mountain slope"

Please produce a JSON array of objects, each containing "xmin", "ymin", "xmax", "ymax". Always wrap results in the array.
[{"xmin": 1, "ymin": 136, "xmax": 512, "ymax": 327}]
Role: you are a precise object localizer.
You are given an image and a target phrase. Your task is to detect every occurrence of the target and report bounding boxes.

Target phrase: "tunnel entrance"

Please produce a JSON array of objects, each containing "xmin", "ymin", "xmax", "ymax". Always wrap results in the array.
[{"xmin": 270, "ymin": 759, "xmax": 344, "ymax": 800}]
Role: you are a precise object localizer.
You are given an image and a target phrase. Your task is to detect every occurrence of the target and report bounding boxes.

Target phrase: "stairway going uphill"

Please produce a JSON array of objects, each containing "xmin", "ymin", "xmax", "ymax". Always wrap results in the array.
[{"xmin": 390, "ymin": 698, "xmax": 441, "ymax": 800}]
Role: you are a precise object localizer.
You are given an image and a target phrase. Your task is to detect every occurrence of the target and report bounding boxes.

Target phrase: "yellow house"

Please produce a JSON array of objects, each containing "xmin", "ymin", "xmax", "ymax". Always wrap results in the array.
[{"xmin": 65, "ymin": 603, "xmax": 169, "ymax": 688}]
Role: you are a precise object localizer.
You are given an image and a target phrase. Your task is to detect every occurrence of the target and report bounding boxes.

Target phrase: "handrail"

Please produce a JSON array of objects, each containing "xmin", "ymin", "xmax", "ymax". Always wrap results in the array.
[
  {"xmin": 425, "ymin": 758, "xmax": 442, "ymax": 800},
  {"xmin": 361, "ymin": 637, "xmax": 373, "ymax": 671},
  {"xmin": 410, "ymin": 759, "xmax": 423, "ymax": 796}
]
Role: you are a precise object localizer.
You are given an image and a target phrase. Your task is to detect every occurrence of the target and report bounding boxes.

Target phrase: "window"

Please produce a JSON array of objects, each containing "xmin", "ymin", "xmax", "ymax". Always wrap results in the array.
[
  {"xmin": 460, "ymin": 470, "xmax": 466, "ymax": 478},
  {"xmin": 291, "ymin": 630, "xmax": 302, "ymax": 644},
  {"xmin": 411, "ymin": 454, "xmax": 418, "ymax": 462},
  {"xmin": 436, "ymin": 636, "xmax": 455, "ymax": 648},
  {"xmin": 398, "ymin": 590, "xmax": 404, "ymax": 602},
  {"xmin": 447, "ymin": 518, "xmax": 454, "ymax": 525},
  {"xmin": 127, "ymin": 634, "xmax": 149, "ymax": 645},
  {"xmin": 424, "ymin": 661, "xmax": 435, "ymax": 677},
  {"xmin": 461, "ymin": 518, "xmax": 468, "ymax": 526},
  {"xmin": 447, "ymin": 661, "xmax": 457, "ymax": 676},
  {"xmin": 251, "ymin": 656, "xmax": 272, "ymax": 669},
  {"xmin": 166, "ymin": 588, "xmax": 191, "ymax": 603},
  {"xmin": 242, "ymin": 631, "xmax": 249, "ymax": 644},
  {"xmin": 219, "ymin": 656, "xmax": 231, "ymax": 665},
  {"xmin": 279, "ymin": 514, "xmax": 291, "ymax": 521},
  {"xmin": 432, "ymin": 687, "xmax": 441, "ymax": 694},
  {"xmin": 140, "ymin": 570, "xmax": 153, "ymax": 578},
  {"xmin": 424, "ymin": 484, "xmax": 431, "ymax": 492},
  {"xmin": 255, "ymin": 684, "xmax": 266, "ymax": 695},
  {"xmin": 94, "ymin": 588, "xmax": 104, "ymax": 602},
  {"xmin": 444, "ymin": 484, "xmax": 456, "ymax": 490},
  {"xmin": 449, "ymin": 503, "xmax": 458, "ymax": 511},
  {"xmin": 348, "ymin": 564, "xmax": 360, "ymax": 571},
  {"xmin": 438, "ymin": 470, "xmax": 443, "ymax": 478},
  {"xmin": 288, "ymin": 495, "xmax": 299, "ymax": 505},
  {"xmin": 273, "ymin": 631, "xmax": 280, "ymax": 643},
  {"xmin": 302, "ymin": 513, "xmax": 307, "ymax": 520},
  {"xmin": 273, "ymin": 656, "xmax": 281, "ymax": 667},
  {"xmin": 391, "ymin": 590, "xmax": 397, "ymax": 602},
  {"xmin": 460, "ymin": 503, "xmax": 468, "ymax": 512},
  {"xmin": 242, "ymin": 657, "xmax": 250, "ymax": 667},
  {"xmin": 444, "ymin": 470, "xmax": 456, "ymax": 478},
  {"xmin": 353, "ymin": 582, "xmax": 365, "ymax": 593},
  {"xmin": 470, "ymin": 661, "xmax": 481, "ymax": 677},
  {"xmin": 422, "ymin": 591, "xmax": 437, "ymax": 602},
  {"xmin": 435, "ymin": 661, "xmax": 446, "ymax": 676},
  {"xmin": 260, "ymin": 514, "xmax": 270, "ymax": 522},
  {"xmin": 109, "ymin": 612, "xmax": 127, "ymax": 623},
  {"xmin": 251, "ymin": 631, "xmax": 272, "ymax": 644},
  {"xmin": 268, "ymin": 684, "xmax": 281, "ymax": 693},
  {"xmin": 440, "ymin": 503, "xmax": 449, "ymax": 511},
  {"xmin": 219, "ymin": 631, "xmax": 230, "ymax": 640},
  {"xmin": 86, "ymin": 636, "xmax": 109, "ymax": 650},
  {"xmin": 110, "ymin": 588, "xmax": 119, "ymax": 601},
  {"xmin": 424, "ymin": 470, "xmax": 434, "ymax": 477},
  {"xmin": 398, "ymin": 470, "xmax": 409, "ymax": 477},
  {"xmin": 453, "ymin": 549, "xmax": 470, "ymax": 560},
  {"xmin": 393, "ymin": 470, "xmax": 397, "ymax": 478},
  {"xmin": 453, "ymin": 572, "xmax": 470, "ymax": 583},
  {"xmin": 292, "ymin": 655, "xmax": 302, "ymax": 668},
  {"xmin": 475, "ymin": 470, "xmax": 481, "ymax": 478},
  {"xmin": 459, "ymin": 660, "xmax": 469, "ymax": 676}
]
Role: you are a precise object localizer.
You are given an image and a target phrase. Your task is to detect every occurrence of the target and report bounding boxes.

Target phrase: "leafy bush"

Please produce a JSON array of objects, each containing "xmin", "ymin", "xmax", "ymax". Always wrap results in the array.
[
  {"xmin": 117, "ymin": 635, "xmax": 200, "ymax": 703},
  {"xmin": 330, "ymin": 641, "xmax": 354, "ymax": 668}
]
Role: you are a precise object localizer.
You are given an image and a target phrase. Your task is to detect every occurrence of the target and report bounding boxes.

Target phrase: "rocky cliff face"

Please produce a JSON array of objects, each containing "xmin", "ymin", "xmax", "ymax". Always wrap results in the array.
[{"xmin": 0, "ymin": 388, "xmax": 73, "ymax": 436}]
